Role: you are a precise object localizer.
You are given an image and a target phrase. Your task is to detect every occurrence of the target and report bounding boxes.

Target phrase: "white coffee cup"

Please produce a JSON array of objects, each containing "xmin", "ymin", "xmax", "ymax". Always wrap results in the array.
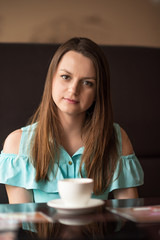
[{"xmin": 58, "ymin": 178, "xmax": 94, "ymax": 207}]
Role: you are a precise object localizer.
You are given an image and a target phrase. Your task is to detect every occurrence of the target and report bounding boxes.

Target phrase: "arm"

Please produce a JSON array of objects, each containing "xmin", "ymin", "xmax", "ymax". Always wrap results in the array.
[
  {"xmin": 3, "ymin": 130, "xmax": 33, "ymax": 204},
  {"xmin": 112, "ymin": 128, "xmax": 139, "ymax": 199},
  {"xmin": 6, "ymin": 185, "xmax": 33, "ymax": 204},
  {"xmin": 113, "ymin": 187, "xmax": 138, "ymax": 199}
]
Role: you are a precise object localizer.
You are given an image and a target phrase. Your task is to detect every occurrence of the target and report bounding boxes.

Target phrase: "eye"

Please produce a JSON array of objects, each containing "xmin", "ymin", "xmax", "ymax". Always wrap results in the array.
[
  {"xmin": 61, "ymin": 75, "xmax": 70, "ymax": 80},
  {"xmin": 82, "ymin": 81, "xmax": 94, "ymax": 87}
]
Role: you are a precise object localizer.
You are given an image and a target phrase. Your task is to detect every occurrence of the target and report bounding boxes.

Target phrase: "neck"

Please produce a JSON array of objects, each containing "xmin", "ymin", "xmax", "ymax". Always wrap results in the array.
[
  {"xmin": 57, "ymin": 112, "xmax": 85, "ymax": 155},
  {"xmin": 58, "ymin": 112, "xmax": 85, "ymax": 134}
]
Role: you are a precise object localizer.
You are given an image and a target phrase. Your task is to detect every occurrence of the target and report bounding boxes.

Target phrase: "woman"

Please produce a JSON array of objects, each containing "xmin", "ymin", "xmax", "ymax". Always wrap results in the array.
[{"xmin": 0, "ymin": 37, "xmax": 143, "ymax": 203}]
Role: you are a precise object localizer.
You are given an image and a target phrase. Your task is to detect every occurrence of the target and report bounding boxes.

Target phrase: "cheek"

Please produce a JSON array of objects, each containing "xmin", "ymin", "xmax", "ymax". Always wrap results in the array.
[
  {"xmin": 86, "ymin": 91, "xmax": 96, "ymax": 106},
  {"xmin": 90, "ymin": 88, "xmax": 96, "ymax": 101},
  {"xmin": 52, "ymin": 81, "xmax": 57, "ymax": 102},
  {"xmin": 52, "ymin": 81, "xmax": 64, "ymax": 102}
]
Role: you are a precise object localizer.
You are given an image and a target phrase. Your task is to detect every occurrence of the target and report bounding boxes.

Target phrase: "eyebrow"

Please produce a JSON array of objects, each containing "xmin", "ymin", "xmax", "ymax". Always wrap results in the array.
[{"xmin": 59, "ymin": 69, "xmax": 96, "ymax": 80}]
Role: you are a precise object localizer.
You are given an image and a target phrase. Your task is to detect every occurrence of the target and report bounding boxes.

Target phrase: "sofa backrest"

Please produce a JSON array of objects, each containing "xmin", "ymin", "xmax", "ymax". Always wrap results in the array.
[{"xmin": 0, "ymin": 43, "xmax": 160, "ymax": 202}]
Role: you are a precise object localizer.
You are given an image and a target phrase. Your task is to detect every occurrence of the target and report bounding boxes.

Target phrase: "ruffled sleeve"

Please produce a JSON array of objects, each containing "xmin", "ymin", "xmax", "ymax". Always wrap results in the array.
[
  {"xmin": 108, "ymin": 153, "xmax": 144, "ymax": 193},
  {"xmin": 0, "ymin": 151, "xmax": 65, "ymax": 193}
]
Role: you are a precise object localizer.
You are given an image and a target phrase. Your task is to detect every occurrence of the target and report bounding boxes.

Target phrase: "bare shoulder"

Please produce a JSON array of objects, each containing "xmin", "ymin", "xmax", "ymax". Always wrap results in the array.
[
  {"xmin": 120, "ymin": 127, "xmax": 134, "ymax": 156},
  {"xmin": 3, "ymin": 129, "xmax": 22, "ymax": 154}
]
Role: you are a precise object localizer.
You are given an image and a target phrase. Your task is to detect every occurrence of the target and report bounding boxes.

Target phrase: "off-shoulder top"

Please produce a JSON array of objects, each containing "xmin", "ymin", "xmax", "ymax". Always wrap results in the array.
[{"xmin": 0, "ymin": 123, "xmax": 144, "ymax": 202}]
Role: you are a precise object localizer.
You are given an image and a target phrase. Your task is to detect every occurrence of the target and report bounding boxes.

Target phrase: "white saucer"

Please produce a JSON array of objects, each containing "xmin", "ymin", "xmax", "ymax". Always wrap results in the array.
[{"xmin": 47, "ymin": 198, "xmax": 105, "ymax": 215}]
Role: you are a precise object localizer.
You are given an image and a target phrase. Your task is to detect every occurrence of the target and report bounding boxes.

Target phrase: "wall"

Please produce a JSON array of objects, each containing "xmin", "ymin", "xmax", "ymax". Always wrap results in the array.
[{"xmin": 0, "ymin": 0, "xmax": 160, "ymax": 47}]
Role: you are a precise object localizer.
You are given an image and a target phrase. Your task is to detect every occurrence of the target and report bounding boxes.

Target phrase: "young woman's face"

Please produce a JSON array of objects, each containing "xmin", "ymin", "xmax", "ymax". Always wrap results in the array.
[{"xmin": 52, "ymin": 50, "xmax": 96, "ymax": 118}]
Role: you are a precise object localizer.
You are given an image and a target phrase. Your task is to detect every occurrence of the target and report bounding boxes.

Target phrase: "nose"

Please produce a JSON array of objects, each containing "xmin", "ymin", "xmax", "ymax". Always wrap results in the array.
[{"xmin": 68, "ymin": 80, "xmax": 80, "ymax": 95}]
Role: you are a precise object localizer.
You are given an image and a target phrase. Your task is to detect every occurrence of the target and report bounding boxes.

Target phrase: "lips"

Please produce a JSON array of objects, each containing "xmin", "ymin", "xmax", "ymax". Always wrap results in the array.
[{"xmin": 63, "ymin": 97, "xmax": 79, "ymax": 104}]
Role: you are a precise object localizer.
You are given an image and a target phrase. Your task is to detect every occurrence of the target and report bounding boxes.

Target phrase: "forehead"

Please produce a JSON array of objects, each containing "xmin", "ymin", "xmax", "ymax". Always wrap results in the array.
[{"xmin": 57, "ymin": 50, "xmax": 96, "ymax": 75}]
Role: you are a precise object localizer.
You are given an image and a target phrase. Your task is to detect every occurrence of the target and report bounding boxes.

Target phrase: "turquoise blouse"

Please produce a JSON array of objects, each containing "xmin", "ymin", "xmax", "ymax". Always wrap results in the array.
[{"xmin": 0, "ymin": 123, "xmax": 144, "ymax": 202}]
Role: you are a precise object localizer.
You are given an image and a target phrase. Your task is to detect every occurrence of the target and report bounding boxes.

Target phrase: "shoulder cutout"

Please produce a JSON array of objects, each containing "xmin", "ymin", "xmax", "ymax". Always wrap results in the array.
[
  {"xmin": 120, "ymin": 127, "xmax": 134, "ymax": 156},
  {"xmin": 3, "ymin": 129, "xmax": 22, "ymax": 154}
]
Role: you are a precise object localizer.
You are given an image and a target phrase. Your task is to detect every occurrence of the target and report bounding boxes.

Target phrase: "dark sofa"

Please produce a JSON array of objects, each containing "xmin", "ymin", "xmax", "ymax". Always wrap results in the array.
[{"xmin": 0, "ymin": 43, "xmax": 160, "ymax": 203}]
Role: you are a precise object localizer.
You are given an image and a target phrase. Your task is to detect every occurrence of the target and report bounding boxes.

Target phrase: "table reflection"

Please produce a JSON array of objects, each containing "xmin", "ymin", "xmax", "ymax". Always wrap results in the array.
[
  {"xmin": 19, "ymin": 220, "xmax": 127, "ymax": 240},
  {"xmin": 0, "ymin": 198, "xmax": 159, "ymax": 240},
  {"xmin": 18, "ymin": 206, "xmax": 143, "ymax": 240}
]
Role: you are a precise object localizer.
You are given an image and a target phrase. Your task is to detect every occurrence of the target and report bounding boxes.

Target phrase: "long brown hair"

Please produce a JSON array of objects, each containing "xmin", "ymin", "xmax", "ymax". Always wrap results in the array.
[{"xmin": 29, "ymin": 37, "xmax": 118, "ymax": 194}]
